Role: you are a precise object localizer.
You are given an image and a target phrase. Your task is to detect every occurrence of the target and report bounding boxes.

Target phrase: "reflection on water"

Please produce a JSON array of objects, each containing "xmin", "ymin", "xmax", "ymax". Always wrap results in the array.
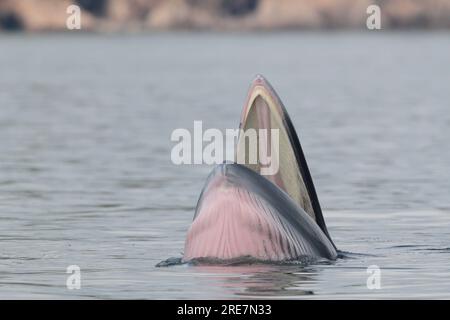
[
  {"xmin": 160, "ymin": 258, "xmax": 335, "ymax": 297},
  {"xmin": 0, "ymin": 33, "xmax": 450, "ymax": 299},
  {"xmin": 198, "ymin": 265, "xmax": 317, "ymax": 298}
]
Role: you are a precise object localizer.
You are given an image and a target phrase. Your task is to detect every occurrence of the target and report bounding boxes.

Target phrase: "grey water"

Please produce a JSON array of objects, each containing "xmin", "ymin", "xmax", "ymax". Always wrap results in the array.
[{"xmin": 0, "ymin": 32, "xmax": 449, "ymax": 299}]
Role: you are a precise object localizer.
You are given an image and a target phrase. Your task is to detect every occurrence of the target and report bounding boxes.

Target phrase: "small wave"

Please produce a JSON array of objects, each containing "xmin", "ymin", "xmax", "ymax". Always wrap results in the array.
[
  {"xmin": 388, "ymin": 244, "xmax": 428, "ymax": 249},
  {"xmin": 386, "ymin": 245, "xmax": 450, "ymax": 253},
  {"xmin": 414, "ymin": 247, "xmax": 450, "ymax": 253},
  {"xmin": 155, "ymin": 257, "xmax": 183, "ymax": 267},
  {"xmin": 155, "ymin": 255, "xmax": 336, "ymax": 267},
  {"xmin": 336, "ymin": 250, "xmax": 377, "ymax": 259}
]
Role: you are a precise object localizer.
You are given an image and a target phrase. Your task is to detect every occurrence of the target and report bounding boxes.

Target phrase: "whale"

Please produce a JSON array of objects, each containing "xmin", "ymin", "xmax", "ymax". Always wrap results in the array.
[{"xmin": 182, "ymin": 75, "xmax": 337, "ymax": 263}]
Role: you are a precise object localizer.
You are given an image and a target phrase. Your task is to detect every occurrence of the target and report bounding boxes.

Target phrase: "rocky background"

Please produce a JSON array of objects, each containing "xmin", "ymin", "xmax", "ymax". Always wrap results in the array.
[{"xmin": 0, "ymin": 0, "xmax": 449, "ymax": 31}]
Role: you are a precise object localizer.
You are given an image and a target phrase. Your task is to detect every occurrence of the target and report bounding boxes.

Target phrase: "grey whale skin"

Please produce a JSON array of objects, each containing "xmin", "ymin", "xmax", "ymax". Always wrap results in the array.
[{"xmin": 183, "ymin": 75, "xmax": 338, "ymax": 263}]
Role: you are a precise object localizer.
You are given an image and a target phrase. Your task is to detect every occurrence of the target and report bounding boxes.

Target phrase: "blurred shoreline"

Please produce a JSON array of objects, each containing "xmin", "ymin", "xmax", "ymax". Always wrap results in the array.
[{"xmin": 1, "ymin": 0, "xmax": 450, "ymax": 32}]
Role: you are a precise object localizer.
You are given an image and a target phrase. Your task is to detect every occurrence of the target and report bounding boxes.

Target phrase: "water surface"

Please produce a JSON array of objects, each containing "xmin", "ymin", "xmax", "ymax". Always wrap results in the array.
[{"xmin": 0, "ymin": 32, "xmax": 449, "ymax": 299}]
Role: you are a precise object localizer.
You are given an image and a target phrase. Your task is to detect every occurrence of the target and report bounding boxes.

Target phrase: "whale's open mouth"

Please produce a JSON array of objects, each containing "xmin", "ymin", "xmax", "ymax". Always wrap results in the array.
[
  {"xmin": 182, "ymin": 75, "xmax": 337, "ymax": 263},
  {"xmin": 236, "ymin": 75, "xmax": 332, "ymax": 243}
]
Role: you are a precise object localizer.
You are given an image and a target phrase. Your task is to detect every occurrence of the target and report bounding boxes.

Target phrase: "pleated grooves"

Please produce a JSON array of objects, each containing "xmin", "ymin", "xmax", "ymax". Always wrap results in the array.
[{"xmin": 183, "ymin": 184, "xmax": 309, "ymax": 261}]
